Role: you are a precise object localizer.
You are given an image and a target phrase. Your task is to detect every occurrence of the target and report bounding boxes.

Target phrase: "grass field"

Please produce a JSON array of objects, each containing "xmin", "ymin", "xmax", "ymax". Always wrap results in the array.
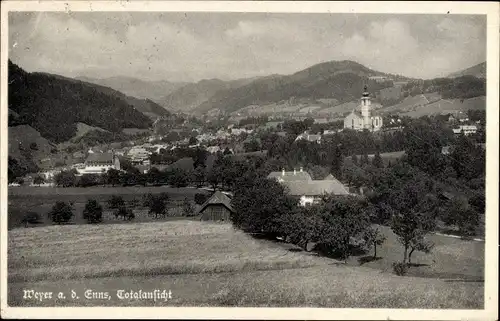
[
  {"xmin": 7, "ymin": 186, "xmax": 209, "ymax": 230},
  {"xmin": 7, "ymin": 220, "xmax": 484, "ymax": 308}
]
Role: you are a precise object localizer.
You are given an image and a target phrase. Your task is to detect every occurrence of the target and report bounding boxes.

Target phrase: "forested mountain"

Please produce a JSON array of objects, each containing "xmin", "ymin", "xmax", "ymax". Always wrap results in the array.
[
  {"xmin": 156, "ymin": 76, "xmax": 263, "ymax": 112},
  {"xmin": 76, "ymin": 76, "xmax": 188, "ymax": 103},
  {"xmin": 8, "ymin": 60, "xmax": 153, "ymax": 143},
  {"xmin": 401, "ymin": 76, "xmax": 486, "ymax": 100},
  {"xmin": 447, "ymin": 62, "xmax": 486, "ymax": 79},
  {"xmin": 195, "ymin": 60, "xmax": 404, "ymax": 114}
]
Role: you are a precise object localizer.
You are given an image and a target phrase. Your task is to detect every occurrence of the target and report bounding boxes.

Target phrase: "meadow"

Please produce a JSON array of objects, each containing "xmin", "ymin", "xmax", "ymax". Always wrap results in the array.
[
  {"xmin": 7, "ymin": 186, "xmax": 209, "ymax": 229},
  {"xmin": 8, "ymin": 220, "xmax": 484, "ymax": 308}
]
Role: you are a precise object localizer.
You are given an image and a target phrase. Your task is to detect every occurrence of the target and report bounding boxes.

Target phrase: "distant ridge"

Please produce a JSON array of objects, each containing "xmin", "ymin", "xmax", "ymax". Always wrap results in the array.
[{"xmin": 447, "ymin": 62, "xmax": 486, "ymax": 79}]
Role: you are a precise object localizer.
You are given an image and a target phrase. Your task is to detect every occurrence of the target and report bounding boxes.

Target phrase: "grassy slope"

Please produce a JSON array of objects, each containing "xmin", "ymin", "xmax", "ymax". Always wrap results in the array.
[{"xmin": 8, "ymin": 221, "xmax": 483, "ymax": 308}]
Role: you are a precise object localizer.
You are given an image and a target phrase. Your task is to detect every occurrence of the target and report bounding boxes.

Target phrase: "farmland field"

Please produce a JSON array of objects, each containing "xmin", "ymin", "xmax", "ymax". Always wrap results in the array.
[
  {"xmin": 7, "ymin": 186, "xmax": 210, "ymax": 230},
  {"xmin": 7, "ymin": 220, "xmax": 484, "ymax": 308}
]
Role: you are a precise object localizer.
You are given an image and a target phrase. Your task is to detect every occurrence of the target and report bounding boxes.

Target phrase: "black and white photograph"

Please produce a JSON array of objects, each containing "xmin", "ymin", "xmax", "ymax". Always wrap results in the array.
[{"xmin": 1, "ymin": 1, "xmax": 498, "ymax": 319}]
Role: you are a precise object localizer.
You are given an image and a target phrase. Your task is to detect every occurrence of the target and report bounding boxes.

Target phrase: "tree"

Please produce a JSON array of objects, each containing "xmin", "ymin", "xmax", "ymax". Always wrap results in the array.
[
  {"xmin": 33, "ymin": 175, "xmax": 45, "ymax": 186},
  {"xmin": 363, "ymin": 227, "xmax": 386, "ymax": 259},
  {"xmin": 231, "ymin": 176, "xmax": 298, "ymax": 236},
  {"xmin": 54, "ymin": 170, "xmax": 77, "ymax": 187},
  {"xmin": 331, "ymin": 145, "xmax": 343, "ymax": 178},
  {"xmin": 194, "ymin": 193, "xmax": 209, "ymax": 205},
  {"xmin": 107, "ymin": 195, "xmax": 125, "ymax": 210},
  {"xmin": 372, "ymin": 151, "xmax": 383, "ymax": 168},
  {"xmin": 389, "ymin": 181, "xmax": 437, "ymax": 264},
  {"xmin": 83, "ymin": 199, "xmax": 103, "ymax": 224},
  {"xmin": 278, "ymin": 205, "xmax": 321, "ymax": 251},
  {"xmin": 442, "ymin": 197, "xmax": 480, "ymax": 238},
  {"xmin": 149, "ymin": 194, "xmax": 169, "ymax": 218},
  {"xmin": 318, "ymin": 195, "xmax": 370, "ymax": 262},
  {"xmin": 182, "ymin": 197, "xmax": 195, "ymax": 216},
  {"xmin": 168, "ymin": 168, "xmax": 189, "ymax": 187},
  {"xmin": 49, "ymin": 201, "xmax": 74, "ymax": 224},
  {"xmin": 407, "ymin": 230, "xmax": 435, "ymax": 265},
  {"xmin": 106, "ymin": 168, "xmax": 121, "ymax": 186},
  {"xmin": 115, "ymin": 206, "xmax": 134, "ymax": 221},
  {"xmin": 360, "ymin": 151, "xmax": 370, "ymax": 166},
  {"xmin": 192, "ymin": 166, "xmax": 206, "ymax": 187},
  {"xmin": 77, "ymin": 174, "xmax": 100, "ymax": 187},
  {"xmin": 188, "ymin": 136, "xmax": 198, "ymax": 145},
  {"xmin": 21, "ymin": 211, "xmax": 42, "ymax": 228}
]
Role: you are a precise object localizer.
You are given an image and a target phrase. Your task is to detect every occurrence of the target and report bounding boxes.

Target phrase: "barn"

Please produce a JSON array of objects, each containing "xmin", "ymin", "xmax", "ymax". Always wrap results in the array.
[{"xmin": 197, "ymin": 191, "xmax": 234, "ymax": 221}]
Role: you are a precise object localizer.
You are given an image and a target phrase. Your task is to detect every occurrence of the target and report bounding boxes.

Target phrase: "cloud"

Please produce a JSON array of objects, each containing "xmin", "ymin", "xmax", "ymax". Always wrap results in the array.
[{"xmin": 8, "ymin": 13, "xmax": 486, "ymax": 81}]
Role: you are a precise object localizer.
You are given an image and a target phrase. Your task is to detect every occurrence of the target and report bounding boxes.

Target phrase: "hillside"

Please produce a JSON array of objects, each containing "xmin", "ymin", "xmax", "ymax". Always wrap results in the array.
[
  {"xmin": 8, "ymin": 125, "xmax": 59, "ymax": 174},
  {"xmin": 157, "ymin": 77, "xmax": 261, "ymax": 112},
  {"xmin": 195, "ymin": 60, "xmax": 404, "ymax": 114},
  {"xmin": 447, "ymin": 62, "xmax": 486, "ymax": 79},
  {"xmin": 76, "ymin": 76, "xmax": 188, "ymax": 104},
  {"xmin": 8, "ymin": 60, "xmax": 153, "ymax": 143}
]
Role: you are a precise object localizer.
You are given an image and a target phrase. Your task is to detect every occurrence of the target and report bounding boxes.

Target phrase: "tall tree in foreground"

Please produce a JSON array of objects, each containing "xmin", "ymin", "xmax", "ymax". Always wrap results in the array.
[
  {"xmin": 83, "ymin": 199, "xmax": 103, "ymax": 224},
  {"xmin": 363, "ymin": 227, "xmax": 386, "ymax": 259},
  {"xmin": 389, "ymin": 180, "xmax": 437, "ymax": 264},
  {"xmin": 231, "ymin": 176, "xmax": 297, "ymax": 237},
  {"xmin": 49, "ymin": 201, "xmax": 74, "ymax": 225},
  {"xmin": 318, "ymin": 195, "xmax": 370, "ymax": 262}
]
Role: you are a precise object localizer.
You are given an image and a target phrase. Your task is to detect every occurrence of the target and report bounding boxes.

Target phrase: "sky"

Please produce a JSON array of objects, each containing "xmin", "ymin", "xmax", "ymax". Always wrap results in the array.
[{"xmin": 8, "ymin": 12, "xmax": 486, "ymax": 82}]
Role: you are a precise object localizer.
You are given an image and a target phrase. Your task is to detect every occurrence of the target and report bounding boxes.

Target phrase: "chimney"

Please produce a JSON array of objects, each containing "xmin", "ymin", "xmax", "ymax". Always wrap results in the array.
[
  {"xmin": 300, "ymin": 167, "xmax": 303, "ymax": 172},
  {"xmin": 294, "ymin": 168, "xmax": 296, "ymax": 175},
  {"xmin": 282, "ymin": 168, "xmax": 285, "ymax": 176}
]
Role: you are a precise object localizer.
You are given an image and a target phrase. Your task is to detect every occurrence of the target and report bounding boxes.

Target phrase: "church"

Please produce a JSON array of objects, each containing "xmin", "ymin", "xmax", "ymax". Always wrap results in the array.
[{"xmin": 343, "ymin": 86, "xmax": 383, "ymax": 132}]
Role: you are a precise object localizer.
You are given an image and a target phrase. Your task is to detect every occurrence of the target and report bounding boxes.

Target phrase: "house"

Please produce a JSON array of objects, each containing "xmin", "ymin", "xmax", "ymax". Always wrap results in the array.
[
  {"xmin": 269, "ymin": 171, "xmax": 350, "ymax": 206},
  {"xmin": 127, "ymin": 146, "xmax": 151, "ymax": 164},
  {"xmin": 197, "ymin": 191, "xmax": 234, "ymax": 221},
  {"xmin": 267, "ymin": 168, "xmax": 312, "ymax": 183},
  {"xmin": 453, "ymin": 125, "xmax": 478, "ymax": 136},
  {"xmin": 295, "ymin": 132, "xmax": 322, "ymax": 144},
  {"xmin": 78, "ymin": 153, "xmax": 120, "ymax": 175},
  {"xmin": 344, "ymin": 86, "xmax": 383, "ymax": 132}
]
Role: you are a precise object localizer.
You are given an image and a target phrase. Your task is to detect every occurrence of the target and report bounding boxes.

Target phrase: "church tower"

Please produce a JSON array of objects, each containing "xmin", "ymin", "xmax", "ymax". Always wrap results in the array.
[{"xmin": 360, "ymin": 85, "xmax": 371, "ymax": 129}]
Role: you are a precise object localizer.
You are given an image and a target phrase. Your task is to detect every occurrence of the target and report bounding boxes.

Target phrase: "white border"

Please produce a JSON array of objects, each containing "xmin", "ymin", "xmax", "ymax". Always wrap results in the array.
[{"xmin": 1, "ymin": 1, "xmax": 498, "ymax": 320}]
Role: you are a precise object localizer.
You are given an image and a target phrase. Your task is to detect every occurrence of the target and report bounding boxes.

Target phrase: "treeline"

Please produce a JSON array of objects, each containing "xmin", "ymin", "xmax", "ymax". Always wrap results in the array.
[
  {"xmin": 402, "ymin": 76, "xmax": 485, "ymax": 99},
  {"xmin": 72, "ymin": 130, "xmax": 131, "ymax": 146},
  {"xmin": 8, "ymin": 60, "xmax": 152, "ymax": 143}
]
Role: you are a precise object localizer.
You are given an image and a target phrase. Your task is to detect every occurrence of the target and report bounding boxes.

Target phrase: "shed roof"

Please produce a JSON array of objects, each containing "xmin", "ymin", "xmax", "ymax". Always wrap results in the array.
[{"xmin": 196, "ymin": 191, "xmax": 234, "ymax": 214}]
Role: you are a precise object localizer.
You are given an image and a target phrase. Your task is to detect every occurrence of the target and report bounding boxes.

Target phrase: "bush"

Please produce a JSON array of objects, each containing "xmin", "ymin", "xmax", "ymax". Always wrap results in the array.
[
  {"xmin": 21, "ymin": 212, "xmax": 42, "ymax": 227},
  {"xmin": 392, "ymin": 261, "xmax": 408, "ymax": 276},
  {"xmin": 49, "ymin": 201, "xmax": 74, "ymax": 224},
  {"xmin": 83, "ymin": 199, "xmax": 103, "ymax": 224},
  {"xmin": 194, "ymin": 193, "xmax": 209, "ymax": 205}
]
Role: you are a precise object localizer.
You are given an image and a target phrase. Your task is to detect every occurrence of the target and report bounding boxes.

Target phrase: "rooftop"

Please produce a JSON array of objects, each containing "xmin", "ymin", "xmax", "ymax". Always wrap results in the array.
[
  {"xmin": 267, "ymin": 170, "xmax": 312, "ymax": 182},
  {"xmin": 282, "ymin": 177, "xmax": 350, "ymax": 196},
  {"xmin": 196, "ymin": 191, "xmax": 234, "ymax": 214},
  {"xmin": 85, "ymin": 153, "xmax": 114, "ymax": 164}
]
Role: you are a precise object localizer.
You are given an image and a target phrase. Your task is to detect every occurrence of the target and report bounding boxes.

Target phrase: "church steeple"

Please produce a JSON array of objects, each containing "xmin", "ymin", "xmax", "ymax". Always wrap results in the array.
[{"xmin": 360, "ymin": 85, "xmax": 371, "ymax": 127}]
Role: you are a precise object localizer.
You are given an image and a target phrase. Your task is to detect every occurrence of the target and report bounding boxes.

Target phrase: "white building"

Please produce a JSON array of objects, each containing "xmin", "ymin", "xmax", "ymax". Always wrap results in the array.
[
  {"xmin": 344, "ymin": 86, "xmax": 383, "ymax": 132},
  {"xmin": 127, "ymin": 146, "xmax": 151, "ymax": 163},
  {"xmin": 453, "ymin": 125, "xmax": 478, "ymax": 136},
  {"xmin": 295, "ymin": 132, "xmax": 322, "ymax": 144},
  {"xmin": 78, "ymin": 153, "xmax": 120, "ymax": 175},
  {"xmin": 267, "ymin": 169, "xmax": 350, "ymax": 206}
]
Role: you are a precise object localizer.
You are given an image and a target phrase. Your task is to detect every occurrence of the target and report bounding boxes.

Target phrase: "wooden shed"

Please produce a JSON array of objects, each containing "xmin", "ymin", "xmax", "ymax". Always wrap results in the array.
[{"xmin": 197, "ymin": 191, "xmax": 234, "ymax": 222}]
